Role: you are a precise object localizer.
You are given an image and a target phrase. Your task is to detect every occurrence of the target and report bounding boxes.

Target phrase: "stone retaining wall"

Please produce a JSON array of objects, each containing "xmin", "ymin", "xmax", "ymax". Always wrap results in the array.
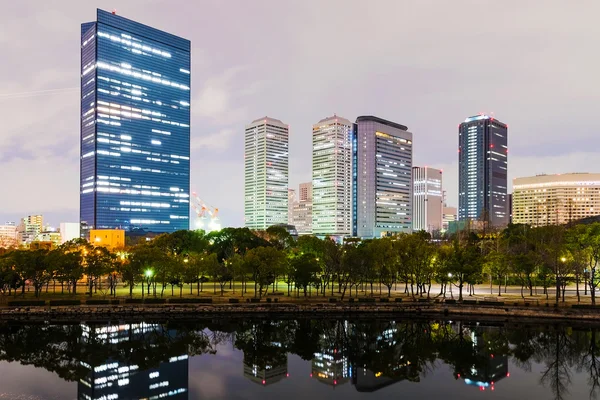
[{"xmin": 1, "ymin": 303, "xmax": 599, "ymax": 323}]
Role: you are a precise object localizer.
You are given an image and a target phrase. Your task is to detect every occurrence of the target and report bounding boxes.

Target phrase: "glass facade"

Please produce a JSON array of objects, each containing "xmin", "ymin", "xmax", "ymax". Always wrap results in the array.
[
  {"xmin": 80, "ymin": 9, "xmax": 190, "ymax": 235},
  {"xmin": 458, "ymin": 115, "xmax": 508, "ymax": 228},
  {"xmin": 355, "ymin": 116, "xmax": 413, "ymax": 238},
  {"xmin": 312, "ymin": 116, "xmax": 353, "ymax": 238}
]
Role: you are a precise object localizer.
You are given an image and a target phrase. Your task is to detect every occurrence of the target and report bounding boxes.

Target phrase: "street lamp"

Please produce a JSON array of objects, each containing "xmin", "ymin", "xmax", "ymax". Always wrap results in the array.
[
  {"xmin": 145, "ymin": 269, "xmax": 153, "ymax": 296},
  {"xmin": 561, "ymin": 257, "xmax": 566, "ymax": 263},
  {"xmin": 448, "ymin": 273, "xmax": 454, "ymax": 298}
]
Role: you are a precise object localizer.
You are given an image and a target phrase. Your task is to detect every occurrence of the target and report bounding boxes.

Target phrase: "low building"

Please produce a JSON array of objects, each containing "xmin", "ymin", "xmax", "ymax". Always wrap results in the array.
[
  {"xmin": 512, "ymin": 173, "xmax": 600, "ymax": 226},
  {"xmin": 0, "ymin": 222, "xmax": 18, "ymax": 248},
  {"xmin": 442, "ymin": 207, "xmax": 457, "ymax": 232},
  {"xmin": 90, "ymin": 229, "xmax": 125, "ymax": 250},
  {"xmin": 33, "ymin": 231, "xmax": 62, "ymax": 248}
]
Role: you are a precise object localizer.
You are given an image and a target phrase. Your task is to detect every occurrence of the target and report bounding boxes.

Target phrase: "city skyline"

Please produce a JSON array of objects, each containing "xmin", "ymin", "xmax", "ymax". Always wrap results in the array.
[{"xmin": 1, "ymin": 1, "xmax": 599, "ymax": 228}]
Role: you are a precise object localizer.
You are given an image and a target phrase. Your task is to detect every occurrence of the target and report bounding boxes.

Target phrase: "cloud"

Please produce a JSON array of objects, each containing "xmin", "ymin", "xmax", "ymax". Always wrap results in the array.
[{"xmin": 191, "ymin": 129, "xmax": 235, "ymax": 151}]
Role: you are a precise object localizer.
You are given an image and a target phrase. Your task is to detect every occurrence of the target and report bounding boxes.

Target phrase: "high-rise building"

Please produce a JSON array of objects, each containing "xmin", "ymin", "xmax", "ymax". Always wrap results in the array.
[
  {"xmin": 354, "ymin": 116, "xmax": 413, "ymax": 238},
  {"xmin": 412, "ymin": 166, "xmax": 443, "ymax": 232},
  {"xmin": 287, "ymin": 189, "xmax": 296, "ymax": 225},
  {"xmin": 17, "ymin": 215, "xmax": 43, "ymax": 245},
  {"xmin": 298, "ymin": 182, "xmax": 313, "ymax": 203},
  {"xmin": 512, "ymin": 173, "xmax": 600, "ymax": 226},
  {"xmin": 80, "ymin": 9, "xmax": 191, "ymax": 236},
  {"xmin": 244, "ymin": 117, "xmax": 289, "ymax": 230},
  {"xmin": 312, "ymin": 115, "xmax": 354, "ymax": 238},
  {"xmin": 292, "ymin": 182, "xmax": 313, "ymax": 235},
  {"xmin": 458, "ymin": 114, "xmax": 508, "ymax": 228}
]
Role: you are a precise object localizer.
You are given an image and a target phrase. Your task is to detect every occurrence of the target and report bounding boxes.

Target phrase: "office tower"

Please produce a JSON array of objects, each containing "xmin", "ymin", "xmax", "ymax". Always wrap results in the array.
[
  {"xmin": 312, "ymin": 115, "xmax": 354, "ymax": 238},
  {"xmin": 458, "ymin": 114, "xmax": 508, "ymax": 228},
  {"xmin": 412, "ymin": 166, "xmax": 443, "ymax": 232},
  {"xmin": 80, "ymin": 9, "xmax": 191, "ymax": 236},
  {"xmin": 292, "ymin": 182, "xmax": 313, "ymax": 235},
  {"xmin": 513, "ymin": 173, "xmax": 600, "ymax": 226},
  {"xmin": 17, "ymin": 215, "xmax": 43, "ymax": 244},
  {"xmin": 354, "ymin": 116, "xmax": 413, "ymax": 238},
  {"xmin": 287, "ymin": 189, "xmax": 296, "ymax": 225},
  {"xmin": 244, "ymin": 117, "xmax": 289, "ymax": 230}
]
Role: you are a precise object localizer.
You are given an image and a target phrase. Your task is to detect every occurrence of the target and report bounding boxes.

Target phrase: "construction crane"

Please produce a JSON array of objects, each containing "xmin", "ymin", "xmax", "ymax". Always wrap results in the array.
[{"xmin": 191, "ymin": 191, "xmax": 221, "ymax": 232}]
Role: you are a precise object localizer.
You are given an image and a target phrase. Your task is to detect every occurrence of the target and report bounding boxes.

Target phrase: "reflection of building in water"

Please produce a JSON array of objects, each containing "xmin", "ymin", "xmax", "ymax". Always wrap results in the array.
[
  {"xmin": 458, "ymin": 323, "xmax": 509, "ymax": 392},
  {"xmin": 311, "ymin": 349, "xmax": 349, "ymax": 387},
  {"xmin": 239, "ymin": 322, "xmax": 289, "ymax": 386},
  {"xmin": 349, "ymin": 322, "xmax": 418, "ymax": 392},
  {"xmin": 77, "ymin": 323, "xmax": 188, "ymax": 400},
  {"xmin": 243, "ymin": 359, "xmax": 288, "ymax": 386}
]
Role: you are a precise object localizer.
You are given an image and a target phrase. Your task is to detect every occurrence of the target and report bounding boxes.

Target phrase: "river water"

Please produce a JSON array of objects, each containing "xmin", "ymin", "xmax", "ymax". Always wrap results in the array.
[{"xmin": 0, "ymin": 318, "xmax": 598, "ymax": 399}]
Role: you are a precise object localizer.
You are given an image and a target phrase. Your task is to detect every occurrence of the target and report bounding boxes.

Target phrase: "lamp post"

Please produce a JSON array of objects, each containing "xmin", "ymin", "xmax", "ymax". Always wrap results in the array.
[
  {"xmin": 145, "ymin": 269, "xmax": 153, "ymax": 297},
  {"xmin": 448, "ymin": 273, "xmax": 453, "ymax": 298}
]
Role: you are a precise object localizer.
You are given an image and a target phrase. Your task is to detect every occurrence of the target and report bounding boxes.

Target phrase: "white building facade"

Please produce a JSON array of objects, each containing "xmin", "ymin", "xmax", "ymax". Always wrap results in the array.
[
  {"xmin": 244, "ymin": 117, "xmax": 289, "ymax": 230},
  {"xmin": 312, "ymin": 115, "xmax": 353, "ymax": 238},
  {"xmin": 512, "ymin": 173, "xmax": 600, "ymax": 226},
  {"xmin": 412, "ymin": 166, "xmax": 443, "ymax": 232}
]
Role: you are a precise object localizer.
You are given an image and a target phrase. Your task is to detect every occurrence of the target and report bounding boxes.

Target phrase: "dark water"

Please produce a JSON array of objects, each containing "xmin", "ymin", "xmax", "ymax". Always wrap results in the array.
[{"xmin": 1, "ymin": 318, "xmax": 600, "ymax": 399}]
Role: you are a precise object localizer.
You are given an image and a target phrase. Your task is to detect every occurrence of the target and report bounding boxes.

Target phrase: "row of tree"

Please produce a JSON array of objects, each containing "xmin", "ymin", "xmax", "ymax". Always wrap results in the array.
[{"xmin": 2, "ymin": 222, "xmax": 600, "ymax": 303}]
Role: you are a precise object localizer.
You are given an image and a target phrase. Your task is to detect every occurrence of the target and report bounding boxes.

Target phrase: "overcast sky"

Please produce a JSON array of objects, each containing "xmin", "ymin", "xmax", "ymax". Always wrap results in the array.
[{"xmin": 1, "ymin": 0, "xmax": 599, "ymax": 228}]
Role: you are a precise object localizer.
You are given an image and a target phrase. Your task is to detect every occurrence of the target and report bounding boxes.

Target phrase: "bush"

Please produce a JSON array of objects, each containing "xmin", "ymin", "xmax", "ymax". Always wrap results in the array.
[
  {"xmin": 229, "ymin": 298, "xmax": 240, "ymax": 304},
  {"xmin": 445, "ymin": 299, "xmax": 457, "ymax": 304},
  {"xmin": 380, "ymin": 298, "xmax": 389, "ymax": 303},
  {"xmin": 349, "ymin": 298, "xmax": 355, "ymax": 303},
  {"xmin": 329, "ymin": 298, "xmax": 338, "ymax": 303},
  {"xmin": 49, "ymin": 300, "xmax": 81, "ymax": 306},
  {"xmin": 144, "ymin": 298, "xmax": 166, "ymax": 304},
  {"xmin": 169, "ymin": 298, "xmax": 212, "ymax": 304},
  {"xmin": 125, "ymin": 298, "xmax": 144, "ymax": 304},
  {"xmin": 394, "ymin": 297, "xmax": 403, "ymax": 303},
  {"xmin": 266, "ymin": 298, "xmax": 272, "ymax": 303},
  {"xmin": 250, "ymin": 298, "xmax": 260, "ymax": 303},
  {"xmin": 7, "ymin": 300, "xmax": 45, "ymax": 307},
  {"xmin": 86, "ymin": 299, "xmax": 110, "ymax": 305},
  {"xmin": 358, "ymin": 297, "xmax": 376, "ymax": 303},
  {"xmin": 462, "ymin": 300, "xmax": 477, "ymax": 305}
]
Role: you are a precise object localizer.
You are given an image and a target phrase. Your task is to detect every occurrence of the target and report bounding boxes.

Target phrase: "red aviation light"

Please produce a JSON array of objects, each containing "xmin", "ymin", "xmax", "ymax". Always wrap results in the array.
[
  {"xmin": 112, "ymin": 9, "xmax": 117, "ymax": 15},
  {"xmin": 262, "ymin": 380, "xmax": 266, "ymax": 385},
  {"xmin": 334, "ymin": 380, "xmax": 337, "ymax": 385},
  {"xmin": 506, "ymin": 373, "xmax": 510, "ymax": 377}
]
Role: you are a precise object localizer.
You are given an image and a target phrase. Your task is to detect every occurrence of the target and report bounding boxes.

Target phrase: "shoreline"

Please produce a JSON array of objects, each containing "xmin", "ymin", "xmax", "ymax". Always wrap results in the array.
[{"xmin": 2, "ymin": 302, "xmax": 600, "ymax": 324}]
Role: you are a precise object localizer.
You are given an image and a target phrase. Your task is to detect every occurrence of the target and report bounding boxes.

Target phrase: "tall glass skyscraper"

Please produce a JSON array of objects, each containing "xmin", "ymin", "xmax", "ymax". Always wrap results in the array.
[
  {"xmin": 312, "ymin": 115, "xmax": 354, "ymax": 238},
  {"xmin": 458, "ymin": 115, "xmax": 508, "ymax": 228},
  {"xmin": 244, "ymin": 117, "xmax": 289, "ymax": 230},
  {"xmin": 80, "ymin": 9, "xmax": 190, "ymax": 235},
  {"xmin": 354, "ymin": 116, "xmax": 413, "ymax": 238}
]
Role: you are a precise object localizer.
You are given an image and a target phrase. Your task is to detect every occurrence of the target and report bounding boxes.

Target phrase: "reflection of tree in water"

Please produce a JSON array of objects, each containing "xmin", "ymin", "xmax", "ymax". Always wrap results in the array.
[
  {"xmin": 0, "ymin": 321, "xmax": 214, "ymax": 382},
  {"xmin": 4, "ymin": 318, "xmax": 600, "ymax": 399}
]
